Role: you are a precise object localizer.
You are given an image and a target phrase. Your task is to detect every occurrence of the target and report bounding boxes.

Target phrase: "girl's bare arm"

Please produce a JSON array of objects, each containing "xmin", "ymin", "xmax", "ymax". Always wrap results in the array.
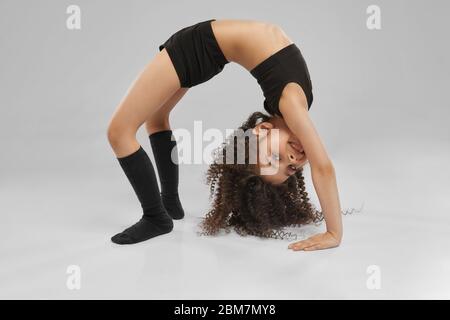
[{"xmin": 279, "ymin": 87, "xmax": 343, "ymax": 251}]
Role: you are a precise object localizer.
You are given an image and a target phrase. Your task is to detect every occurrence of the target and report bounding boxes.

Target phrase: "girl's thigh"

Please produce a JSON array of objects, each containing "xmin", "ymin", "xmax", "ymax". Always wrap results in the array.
[{"xmin": 108, "ymin": 48, "xmax": 181, "ymax": 136}]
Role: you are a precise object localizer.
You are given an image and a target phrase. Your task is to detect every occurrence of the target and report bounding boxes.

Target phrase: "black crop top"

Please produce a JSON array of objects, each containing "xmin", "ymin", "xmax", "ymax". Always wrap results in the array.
[{"xmin": 250, "ymin": 43, "xmax": 313, "ymax": 116}]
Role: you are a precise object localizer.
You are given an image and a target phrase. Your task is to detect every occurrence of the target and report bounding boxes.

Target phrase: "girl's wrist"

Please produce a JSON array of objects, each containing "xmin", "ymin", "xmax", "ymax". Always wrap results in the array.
[{"xmin": 326, "ymin": 229, "xmax": 342, "ymax": 243}]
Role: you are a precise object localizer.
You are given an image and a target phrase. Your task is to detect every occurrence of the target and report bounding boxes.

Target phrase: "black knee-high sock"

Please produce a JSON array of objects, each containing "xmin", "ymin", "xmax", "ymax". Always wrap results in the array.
[
  {"xmin": 111, "ymin": 145, "xmax": 173, "ymax": 245},
  {"xmin": 149, "ymin": 130, "xmax": 185, "ymax": 220}
]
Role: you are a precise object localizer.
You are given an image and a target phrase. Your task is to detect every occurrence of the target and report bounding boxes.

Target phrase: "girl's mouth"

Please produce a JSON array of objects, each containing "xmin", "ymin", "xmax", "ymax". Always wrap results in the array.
[{"xmin": 287, "ymin": 164, "xmax": 297, "ymax": 175}]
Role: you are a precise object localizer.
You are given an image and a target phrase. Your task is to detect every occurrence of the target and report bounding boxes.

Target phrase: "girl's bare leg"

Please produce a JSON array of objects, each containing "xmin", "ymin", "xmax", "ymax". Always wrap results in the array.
[
  {"xmin": 107, "ymin": 48, "xmax": 181, "ymax": 157},
  {"xmin": 145, "ymin": 87, "xmax": 189, "ymax": 134},
  {"xmin": 107, "ymin": 49, "xmax": 182, "ymax": 245}
]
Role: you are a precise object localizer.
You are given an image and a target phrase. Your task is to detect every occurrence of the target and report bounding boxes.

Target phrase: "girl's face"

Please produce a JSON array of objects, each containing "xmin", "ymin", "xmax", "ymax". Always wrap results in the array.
[{"xmin": 253, "ymin": 117, "xmax": 308, "ymax": 184}]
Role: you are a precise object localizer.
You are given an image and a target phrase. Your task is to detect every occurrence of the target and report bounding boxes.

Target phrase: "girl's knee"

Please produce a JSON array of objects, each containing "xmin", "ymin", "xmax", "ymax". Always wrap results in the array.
[{"xmin": 107, "ymin": 122, "xmax": 135, "ymax": 149}]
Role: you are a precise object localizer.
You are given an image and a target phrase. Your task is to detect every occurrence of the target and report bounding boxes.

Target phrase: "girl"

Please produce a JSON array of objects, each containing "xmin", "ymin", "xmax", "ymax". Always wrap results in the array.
[{"xmin": 107, "ymin": 19, "xmax": 343, "ymax": 251}]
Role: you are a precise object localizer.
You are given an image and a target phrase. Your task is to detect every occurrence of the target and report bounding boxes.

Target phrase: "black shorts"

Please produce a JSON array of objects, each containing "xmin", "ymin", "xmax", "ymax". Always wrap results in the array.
[
  {"xmin": 250, "ymin": 43, "xmax": 314, "ymax": 116},
  {"xmin": 159, "ymin": 19, "xmax": 230, "ymax": 88}
]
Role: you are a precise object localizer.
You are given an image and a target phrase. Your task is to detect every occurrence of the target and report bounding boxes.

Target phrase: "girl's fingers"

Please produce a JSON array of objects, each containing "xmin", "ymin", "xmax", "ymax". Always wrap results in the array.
[
  {"xmin": 288, "ymin": 233, "xmax": 337, "ymax": 251},
  {"xmin": 292, "ymin": 241, "xmax": 317, "ymax": 251},
  {"xmin": 288, "ymin": 237, "xmax": 317, "ymax": 249},
  {"xmin": 288, "ymin": 241, "xmax": 303, "ymax": 249}
]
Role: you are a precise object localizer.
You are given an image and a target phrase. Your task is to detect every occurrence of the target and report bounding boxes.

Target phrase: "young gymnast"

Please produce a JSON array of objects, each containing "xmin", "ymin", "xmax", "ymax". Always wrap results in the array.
[{"xmin": 107, "ymin": 19, "xmax": 343, "ymax": 251}]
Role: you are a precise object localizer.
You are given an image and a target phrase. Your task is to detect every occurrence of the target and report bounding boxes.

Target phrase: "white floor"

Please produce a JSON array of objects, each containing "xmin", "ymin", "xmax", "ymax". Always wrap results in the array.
[{"xmin": 1, "ymin": 143, "xmax": 450, "ymax": 300}]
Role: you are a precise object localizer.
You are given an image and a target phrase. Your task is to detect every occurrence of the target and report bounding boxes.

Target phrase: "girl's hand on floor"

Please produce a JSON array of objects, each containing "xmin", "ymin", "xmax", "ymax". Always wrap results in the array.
[{"xmin": 287, "ymin": 231, "xmax": 341, "ymax": 251}]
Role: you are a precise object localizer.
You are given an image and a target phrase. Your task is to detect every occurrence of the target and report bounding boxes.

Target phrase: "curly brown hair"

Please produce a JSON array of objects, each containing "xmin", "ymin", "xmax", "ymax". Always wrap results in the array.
[{"xmin": 198, "ymin": 111, "xmax": 324, "ymax": 240}]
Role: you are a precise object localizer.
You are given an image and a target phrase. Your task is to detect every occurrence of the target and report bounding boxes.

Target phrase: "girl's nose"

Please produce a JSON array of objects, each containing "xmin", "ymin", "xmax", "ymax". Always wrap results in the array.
[{"xmin": 288, "ymin": 152, "xmax": 303, "ymax": 164}]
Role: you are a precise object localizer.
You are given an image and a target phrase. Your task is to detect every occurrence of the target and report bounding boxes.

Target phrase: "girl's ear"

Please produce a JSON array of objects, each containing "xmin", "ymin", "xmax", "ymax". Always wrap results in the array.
[{"xmin": 252, "ymin": 121, "xmax": 274, "ymax": 135}]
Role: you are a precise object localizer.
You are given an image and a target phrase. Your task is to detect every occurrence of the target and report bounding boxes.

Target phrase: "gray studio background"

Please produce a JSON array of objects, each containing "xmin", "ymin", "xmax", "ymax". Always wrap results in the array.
[{"xmin": 1, "ymin": 0, "xmax": 449, "ymax": 299}]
